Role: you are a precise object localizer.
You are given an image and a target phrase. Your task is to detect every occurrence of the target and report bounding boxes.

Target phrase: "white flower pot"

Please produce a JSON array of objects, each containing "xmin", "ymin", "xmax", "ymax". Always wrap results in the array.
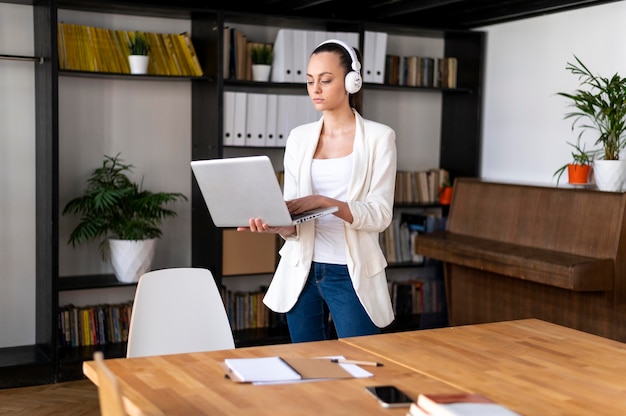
[
  {"xmin": 108, "ymin": 238, "xmax": 157, "ymax": 283},
  {"xmin": 128, "ymin": 55, "xmax": 149, "ymax": 74},
  {"xmin": 593, "ymin": 160, "xmax": 626, "ymax": 192},
  {"xmin": 252, "ymin": 64, "xmax": 271, "ymax": 82}
]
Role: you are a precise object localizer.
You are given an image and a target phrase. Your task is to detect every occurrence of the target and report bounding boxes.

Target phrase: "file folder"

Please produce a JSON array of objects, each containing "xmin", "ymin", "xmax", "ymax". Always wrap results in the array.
[
  {"xmin": 223, "ymin": 91, "xmax": 236, "ymax": 146},
  {"xmin": 245, "ymin": 93, "xmax": 267, "ymax": 147},
  {"xmin": 232, "ymin": 91, "xmax": 247, "ymax": 146},
  {"xmin": 271, "ymin": 28, "xmax": 294, "ymax": 82},
  {"xmin": 265, "ymin": 94, "xmax": 278, "ymax": 147}
]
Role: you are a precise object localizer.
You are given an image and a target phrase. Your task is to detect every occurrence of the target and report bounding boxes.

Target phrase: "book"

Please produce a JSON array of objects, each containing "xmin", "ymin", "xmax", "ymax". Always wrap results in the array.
[
  {"xmin": 416, "ymin": 393, "xmax": 520, "ymax": 416},
  {"xmin": 223, "ymin": 356, "xmax": 358, "ymax": 384}
]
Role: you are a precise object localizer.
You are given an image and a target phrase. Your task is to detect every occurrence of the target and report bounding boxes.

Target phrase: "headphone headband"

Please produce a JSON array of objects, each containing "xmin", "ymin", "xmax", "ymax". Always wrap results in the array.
[{"xmin": 318, "ymin": 39, "xmax": 361, "ymax": 72}]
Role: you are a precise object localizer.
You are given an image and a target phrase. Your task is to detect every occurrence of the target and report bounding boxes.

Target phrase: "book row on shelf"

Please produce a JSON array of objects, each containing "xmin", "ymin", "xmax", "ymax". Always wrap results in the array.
[
  {"xmin": 385, "ymin": 56, "xmax": 458, "ymax": 88},
  {"xmin": 219, "ymin": 277, "xmax": 445, "ymax": 333},
  {"xmin": 226, "ymin": 25, "xmax": 458, "ymax": 89},
  {"xmin": 225, "ymin": 26, "xmax": 364, "ymax": 83},
  {"xmin": 389, "ymin": 275, "xmax": 446, "ymax": 317},
  {"xmin": 57, "ymin": 22, "xmax": 203, "ymax": 76},
  {"xmin": 220, "ymin": 286, "xmax": 287, "ymax": 331},
  {"xmin": 223, "ymin": 91, "xmax": 319, "ymax": 147},
  {"xmin": 58, "ymin": 302, "xmax": 132, "ymax": 348},
  {"xmin": 56, "ymin": 272, "xmax": 443, "ymax": 348},
  {"xmin": 381, "ymin": 210, "xmax": 447, "ymax": 265},
  {"xmin": 395, "ymin": 168, "xmax": 450, "ymax": 205}
]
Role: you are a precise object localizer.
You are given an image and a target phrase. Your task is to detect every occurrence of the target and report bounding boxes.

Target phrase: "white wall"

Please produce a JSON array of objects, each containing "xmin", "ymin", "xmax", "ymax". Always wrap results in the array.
[
  {"xmin": 0, "ymin": 4, "xmax": 37, "ymax": 348},
  {"xmin": 479, "ymin": 1, "xmax": 626, "ymax": 185}
]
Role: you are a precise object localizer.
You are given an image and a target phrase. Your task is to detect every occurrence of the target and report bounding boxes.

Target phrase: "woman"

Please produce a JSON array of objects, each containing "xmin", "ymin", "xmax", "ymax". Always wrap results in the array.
[{"xmin": 238, "ymin": 39, "xmax": 397, "ymax": 342}]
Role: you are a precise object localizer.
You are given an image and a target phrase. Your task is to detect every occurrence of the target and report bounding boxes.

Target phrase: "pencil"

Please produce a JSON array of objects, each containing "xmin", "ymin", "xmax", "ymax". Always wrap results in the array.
[{"xmin": 330, "ymin": 358, "xmax": 383, "ymax": 367}]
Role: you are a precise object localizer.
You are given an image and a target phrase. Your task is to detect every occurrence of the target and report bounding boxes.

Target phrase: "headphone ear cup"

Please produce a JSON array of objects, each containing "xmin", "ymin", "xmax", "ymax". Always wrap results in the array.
[{"xmin": 344, "ymin": 70, "xmax": 362, "ymax": 94}]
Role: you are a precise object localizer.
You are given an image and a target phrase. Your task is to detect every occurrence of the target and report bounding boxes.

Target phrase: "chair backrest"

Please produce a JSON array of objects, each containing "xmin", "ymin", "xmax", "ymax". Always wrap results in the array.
[
  {"xmin": 93, "ymin": 351, "xmax": 126, "ymax": 416},
  {"xmin": 126, "ymin": 267, "xmax": 235, "ymax": 358}
]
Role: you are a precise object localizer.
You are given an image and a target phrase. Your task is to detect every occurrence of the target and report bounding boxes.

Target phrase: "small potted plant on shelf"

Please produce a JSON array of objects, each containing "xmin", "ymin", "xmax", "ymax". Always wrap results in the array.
[
  {"xmin": 250, "ymin": 43, "xmax": 273, "ymax": 82},
  {"xmin": 553, "ymin": 138, "xmax": 595, "ymax": 185},
  {"xmin": 557, "ymin": 55, "xmax": 626, "ymax": 191},
  {"xmin": 438, "ymin": 180, "xmax": 453, "ymax": 205},
  {"xmin": 62, "ymin": 153, "xmax": 187, "ymax": 283},
  {"xmin": 128, "ymin": 31, "xmax": 150, "ymax": 74}
]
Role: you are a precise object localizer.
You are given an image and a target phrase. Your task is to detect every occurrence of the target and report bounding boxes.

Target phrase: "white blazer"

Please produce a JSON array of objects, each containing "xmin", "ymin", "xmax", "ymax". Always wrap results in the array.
[{"xmin": 263, "ymin": 111, "xmax": 397, "ymax": 328}]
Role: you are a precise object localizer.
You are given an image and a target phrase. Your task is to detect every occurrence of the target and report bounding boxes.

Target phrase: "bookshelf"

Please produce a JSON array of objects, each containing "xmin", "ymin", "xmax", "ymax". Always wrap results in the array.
[{"xmin": 0, "ymin": 0, "xmax": 483, "ymax": 388}]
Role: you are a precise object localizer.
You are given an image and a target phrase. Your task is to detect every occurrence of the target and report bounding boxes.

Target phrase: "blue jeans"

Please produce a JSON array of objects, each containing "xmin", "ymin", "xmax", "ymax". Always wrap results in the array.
[{"xmin": 286, "ymin": 262, "xmax": 380, "ymax": 343}]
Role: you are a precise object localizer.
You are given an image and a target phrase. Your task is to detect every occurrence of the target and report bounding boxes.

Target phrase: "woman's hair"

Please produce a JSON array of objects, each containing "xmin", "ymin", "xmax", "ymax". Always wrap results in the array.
[{"xmin": 312, "ymin": 41, "xmax": 364, "ymax": 114}]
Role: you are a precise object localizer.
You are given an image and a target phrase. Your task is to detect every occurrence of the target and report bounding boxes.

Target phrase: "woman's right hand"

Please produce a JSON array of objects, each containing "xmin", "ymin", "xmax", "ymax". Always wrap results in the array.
[{"xmin": 237, "ymin": 218, "xmax": 296, "ymax": 237}]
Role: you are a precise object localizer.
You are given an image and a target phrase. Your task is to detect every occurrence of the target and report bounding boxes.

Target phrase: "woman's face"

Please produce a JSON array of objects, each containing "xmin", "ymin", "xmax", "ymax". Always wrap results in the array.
[{"xmin": 306, "ymin": 51, "xmax": 349, "ymax": 113}]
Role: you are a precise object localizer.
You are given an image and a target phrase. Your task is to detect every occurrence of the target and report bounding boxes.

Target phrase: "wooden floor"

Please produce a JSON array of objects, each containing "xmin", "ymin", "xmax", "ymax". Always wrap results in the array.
[{"xmin": 0, "ymin": 379, "xmax": 100, "ymax": 416}]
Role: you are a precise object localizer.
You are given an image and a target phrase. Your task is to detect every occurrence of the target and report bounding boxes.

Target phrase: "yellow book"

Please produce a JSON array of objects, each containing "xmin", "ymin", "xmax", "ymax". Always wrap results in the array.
[
  {"xmin": 104, "ymin": 28, "xmax": 124, "ymax": 74},
  {"xmin": 96, "ymin": 26, "xmax": 117, "ymax": 73},
  {"xmin": 92, "ymin": 26, "xmax": 112, "ymax": 73},
  {"xmin": 82, "ymin": 25, "xmax": 97, "ymax": 72},
  {"xmin": 144, "ymin": 31, "xmax": 167, "ymax": 75},
  {"xmin": 112, "ymin": 30, "xmax": 131, "ymax": 73},
  {"xmin": 161, "ymin": 33, "xmax": 183, "ymax": 76},
  {"xmin": 57, "ymin": 22, "xmax": 68, "ymax": 70},
  {"xmin": 69, "ymin": 24, "xmax": 84, "ymax": 71},
  {"xmin": 170, "ymin": 33, "xmax": 194, "ymax": 76},
  {"xmin": 82, "ymin": 309, "xmax": 91, "ymax": 346},
  {"xmin": 181, "ymin": 32, "xmax": 203, "ymax": 76}
]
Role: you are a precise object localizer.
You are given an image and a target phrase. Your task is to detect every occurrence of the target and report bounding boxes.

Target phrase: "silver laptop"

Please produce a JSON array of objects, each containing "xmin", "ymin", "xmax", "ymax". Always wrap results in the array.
[{"xmin": 191, "ymin": 156, "xmax": 338, "ymax": 227}]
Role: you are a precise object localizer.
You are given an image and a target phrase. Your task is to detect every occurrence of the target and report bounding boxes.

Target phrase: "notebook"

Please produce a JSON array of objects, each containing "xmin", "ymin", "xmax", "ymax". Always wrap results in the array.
[{"xmin": 191, "ymin": 156, "xmax": 338, "ymax": 227}]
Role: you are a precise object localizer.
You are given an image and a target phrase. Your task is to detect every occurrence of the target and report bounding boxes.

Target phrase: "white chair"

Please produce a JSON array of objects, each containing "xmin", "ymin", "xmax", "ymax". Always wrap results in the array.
[
  {"xmin": 126, "ymin": 267, "xmax": 235, "ymax": 358},
  {"xmin": 93, "ymin": 351, "xmax": 126, "ymax": 416}
]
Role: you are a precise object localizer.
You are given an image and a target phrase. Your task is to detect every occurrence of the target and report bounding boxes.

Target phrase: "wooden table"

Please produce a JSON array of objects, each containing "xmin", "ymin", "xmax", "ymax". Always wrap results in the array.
[
  {"xmin": 341, "ymin": 318, "xmax": 626, "ymax": 415},
  {"xmin": 84, "ymin": 319, "xmax": 626, "ymax": 415},
  {"xmin": 83, "ymin": 338, "xmax": 462, "ymax": 415}
]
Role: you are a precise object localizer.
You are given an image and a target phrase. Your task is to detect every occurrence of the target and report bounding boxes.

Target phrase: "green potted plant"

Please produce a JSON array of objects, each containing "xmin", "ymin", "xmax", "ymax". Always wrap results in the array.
[
  {"xmin": 553, "ymin": 138, "xmax": 594, "ymax": 185},
  {"xmin": 557, "ymin": 55, "xmax": 626, "ymax": 190},
  {"xmin": 250, "ymin": 43, "xmax": 273, "ymax": 81},
  {"xmin": 128, "ymin": 31, "xmax": 150, "ymax": 74},
  {"xmin": 62, "ymin": 153, "xmax": 187, "ymax": 282}
]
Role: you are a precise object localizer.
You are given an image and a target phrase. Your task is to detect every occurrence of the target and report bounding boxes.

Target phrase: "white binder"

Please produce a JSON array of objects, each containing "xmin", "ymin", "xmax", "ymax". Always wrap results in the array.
[
  {"xmin": 292, "ymin": 30, "xmax": 308, "ymax": 83},
  {"xmin": 363, "ymin": 31, "xmax": 387, "ymax": 84},
  {"xmin": 276, "ymin": 94, "xmax": 297, "ymax": 147},
  {"xmin": 223, "ymin": 91, "xmax": 236, "ymax": 146},
  {"xmin": 232, "ymin": 91, "xmax": 247, "ymax": 146},
  {"xmin": 363, "ymin": 31, "xmax": 377, "ymax": 83},
  {"xmin": 271, "ymin": 29, "xmax": 294, "ymax": 83},
  {"xmin": 245, "ymin": 93, "xmax": 268, "ymax": 147},
  {"xmin": 265, "ymin": 94, "xmax": 278, "ymax": 148},
  {"xmin": 373, "ymin": 32, "xmax": 388, "ymax": 84}
]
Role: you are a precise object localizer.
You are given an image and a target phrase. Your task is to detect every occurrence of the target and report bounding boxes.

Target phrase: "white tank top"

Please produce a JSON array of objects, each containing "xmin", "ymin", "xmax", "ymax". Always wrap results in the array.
[{"xmin": 311, "ymin": 153, "xmax": 353, "ymax": 264}]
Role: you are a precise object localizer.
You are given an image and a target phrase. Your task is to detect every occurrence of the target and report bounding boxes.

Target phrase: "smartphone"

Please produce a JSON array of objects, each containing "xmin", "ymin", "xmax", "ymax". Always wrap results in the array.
[{"xmin": 365, "ymin": 385, "xmax": 414, "ymax": 408}]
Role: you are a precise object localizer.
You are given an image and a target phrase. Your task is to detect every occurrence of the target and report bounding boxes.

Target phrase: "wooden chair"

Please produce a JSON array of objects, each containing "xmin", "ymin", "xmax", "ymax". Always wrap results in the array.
[
  {"xmin": 93, "ymin": 351, "xmax": 126, "ymax": 416},
  {"xmin": 126, "ymin": 267, "xmax": 235, "ymax": 358}
]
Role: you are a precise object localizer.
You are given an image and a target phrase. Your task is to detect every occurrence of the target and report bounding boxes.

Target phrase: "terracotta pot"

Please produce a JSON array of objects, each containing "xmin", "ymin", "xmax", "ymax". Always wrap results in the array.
[
  {"xmin": 439, "ymin": 186, "xmax": 453, "ymax": 205},
  {"xmin": 567, "ymin": 164, "xmax": 591, "ymax": 185}
]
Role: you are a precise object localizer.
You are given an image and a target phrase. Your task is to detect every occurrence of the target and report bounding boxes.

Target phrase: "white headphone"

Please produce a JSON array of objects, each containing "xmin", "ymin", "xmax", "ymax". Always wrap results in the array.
[{"xmin": 318, "ymin": 39, "xmax": 362, "ymax": 94}]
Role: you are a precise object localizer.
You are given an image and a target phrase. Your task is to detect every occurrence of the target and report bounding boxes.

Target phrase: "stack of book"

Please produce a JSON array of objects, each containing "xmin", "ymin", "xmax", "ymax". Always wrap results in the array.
[
  {"xmin": 385, "ymin": 55, "xmax": 458, "ymax": 88},
  {"xmin": 388, "ymin": 275, "xmax": 446, "ymax": 316},
  {"xmin": 57, "ymin": 22, "xmax": 203, "ymax": 76},
  {"xmin": 408, "ymin": 393, "xmax": 520, "ymax": 415},
  {"xmin": 380, "ymin": 209, "xmax": 446, "ymax": 265},
  {"xmin": 220, "ymin": 285, "xmax": 287, "ymax": 331},
  {"xmin": 58, "ymin": 302, "xmax": 133, "ymax": 347},
  {"xmin": 395, "ymin": 168, "xmax": 450, "ymax": 205}
]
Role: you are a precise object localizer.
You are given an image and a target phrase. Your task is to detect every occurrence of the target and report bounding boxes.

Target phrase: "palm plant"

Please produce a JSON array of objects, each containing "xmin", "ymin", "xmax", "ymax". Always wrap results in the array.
[
  {"xmin": 62, "ymin": 153, "xmax": 187, "ymax": 260},
  {"xmin": 557, "ymin": 55, "xmax": 626, "ymax": 161}
]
